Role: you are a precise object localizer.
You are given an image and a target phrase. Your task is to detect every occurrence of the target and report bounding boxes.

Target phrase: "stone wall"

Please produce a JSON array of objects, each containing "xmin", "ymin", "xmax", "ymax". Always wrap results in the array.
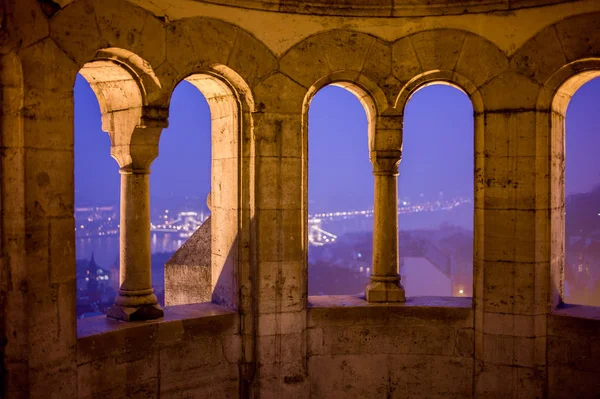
[
  {"xmin": 547, "ymin": 309, "xmax": 600, "ymax": 399},
  {"xmin": 1, "ymin": 0, "xmax": 600, "ymax": 397},
  {"xmin": 308, "ymin": 296, "xmax": 473, "ymax": 398},
  {"xmin": 76, "ymin": 303, "xmax": 240, "ymax": 398},
  {"xmin": 165, "ymin": 218, "xmax": 212, "ymax": 306}
]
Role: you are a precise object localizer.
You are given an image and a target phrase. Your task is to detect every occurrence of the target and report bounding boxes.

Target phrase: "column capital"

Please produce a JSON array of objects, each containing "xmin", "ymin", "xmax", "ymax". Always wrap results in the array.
[
  {"xmin": 110, "ymin": 124, "xmax": 164, "ymax": 171},
  {"xmin": 371, "ymin": 150, "xmax": 401, "ymax": 176}
]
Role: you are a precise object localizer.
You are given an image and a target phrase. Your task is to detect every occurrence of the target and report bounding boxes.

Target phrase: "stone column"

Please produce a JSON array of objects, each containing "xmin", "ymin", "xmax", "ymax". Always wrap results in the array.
[
  {"xmin": 106, "ymin": 124, "xmax": 164, "ymax": 321},
  {"xmin": 365, "ymin": 150, "xmax": 406, "ymax": 302},
  {"xmin": 106, "ymin": 167, "xmax": 163, "ymax": 321}
]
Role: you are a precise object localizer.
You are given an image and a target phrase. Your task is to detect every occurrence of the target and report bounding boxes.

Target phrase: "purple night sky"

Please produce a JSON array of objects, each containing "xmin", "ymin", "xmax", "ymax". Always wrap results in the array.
[{"xmin": 74, "ymin": 75, "xmax": 600, "ymax": 211}]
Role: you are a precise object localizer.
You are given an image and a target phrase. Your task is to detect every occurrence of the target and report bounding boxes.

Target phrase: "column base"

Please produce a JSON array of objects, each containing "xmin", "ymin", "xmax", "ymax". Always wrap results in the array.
[
  {"xmin": 106, "ymin": 303, "xmax": 164, "ymax": 321},
  {"xmin": 365, "ymin": 276, "xmax": 406, "ymax": 303},
  {"xmin": 106, "ymin": 288, "xmax": 164, "ymax": 321}
]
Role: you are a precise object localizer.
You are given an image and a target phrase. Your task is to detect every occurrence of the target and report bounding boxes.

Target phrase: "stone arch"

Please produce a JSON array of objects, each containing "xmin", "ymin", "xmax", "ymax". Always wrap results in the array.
[
  {"xmin": 20, "ymin": 30, "xmax": 168, "ymax": 323},
  {"xmin": 50, "ymin": 0, "xmax": 167, "ymax": 69},
  {"xmin": 395, "ymin": 69, "xmax": 482, "ymax": 304},
  {"xmin": 280, "ymin": 30, "xmax": 397, "ymax": 103},
  {"xmin": 92, "ymin": 48, "xmax": 164, "ymax": 106},
  {"xmin": 535, "ymin": 58, "xmax": 600, "ymax": 309},
  {"xmin": 162, "ymin": 17, "xmax": 277, "ymax": 93},
  {"xmin": 78, "ymin": 48, "xmax": 163, "ymax": 117},
  {"xmin": 76, "ymin": 47, "xmax": 166, "ymax": 170},
  {"xmin": 300, "ymin": 71, "xmax": 404, "ymax": 301},
  {"xmin": 393, "ymin": 29, "xmax": 508, "ymax": 94},
  {"xmin": 511, "ymin": 12, "xmax": 600, "ymax": 87},
  {"xmin": 395, "ymin": 70, "xmax": 483, "ymax": 114},
  {"xmin": 304, "ymin": 71, "xmax": 387, "ymax": 154},
  {"xmin": 162, "ymin": 65, "xmax": 255, "ymax": 310},
  {"xmin": 49, "ymin": 0, "xmax": 172, "ymax": 147}
]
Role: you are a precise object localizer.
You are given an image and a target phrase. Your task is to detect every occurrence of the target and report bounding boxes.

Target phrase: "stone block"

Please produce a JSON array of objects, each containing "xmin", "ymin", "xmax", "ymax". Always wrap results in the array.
[
  {"xmin": 49, "ymin": 217, "xmax": 75, "ymax": 284},
  {"xmin": 372, "ymin": 128, "xmax": 402, "ymax": 152},
  {"xmin": 256, "ymin": 209, "xmax": 281, "ymax": 262},
  {"xmin": 29, "ymin": 361, "xmax": 77, "ymax": 399},
  {"xmin": 258, "ymin": 311, "xmax": 305, "ymax": 335},
  {"xmin": 211, "ymin": 252, "xmax": 237, "ymax": 308},
  {"xmin": 480, "ymin": 71, "xmax": 541, "ymax": 111},
  {"xmin": 227, "ymin": 28, "xmax": 278, "ymax": 89},
  {"xmin": 455, "ymin": 34, "xmax": 509, "ymax": 88},
  {"xmin": 475, "ymin": 363, "xmax": 514, "ymax": 398},
  {"xmin": 365, "ymin": 279, "xmax": 405, "ymax": 303},
  {"xmin": 211, "ymin": 116, "xmax": 238, "ymax": 161},
  {"xmin": 254, "ymin": 73, "xmax": 306, "ymax": 114},
  {"xmin": 391, "ymin": 36, "xmax": 422, "ymax": 86},
  {"xmin": 25, "ymin": 149, "xmax": 73, "ymax": 219},
  {"xmin": 21, "ymin": 38, "xmax": 78, "ymax": 92},
  {"xmin": 77, "ymin": 353, "xmax": 159, "ymax": 398},
  {"xmin": 511, "ymin": 26, "xmax": 568, "ymax": 85},
  {"xmin": 212, "ymin": 158, "xmax": 239, "ymax": 209},
  {"xmin": 106, "ymin": 303, "xmax": 164, "ymax": 322},
  {"xmin": 210, "ymin": 208, "xmax": 238, "ymax": 258},
  {"xmin": 279, "ymin": 37, "xmax": 330, "ymax": 89},
  {"xmin": 410, "ymin": 30, "xmax": 466, "ymax": 72},
  {"xmin": 253, "ymin": 112, "xmax": 303, "ymax": 158},
  {"xmin": 308, "ymin": 354, "xmax": 388, "ymax": 398},
  {"xmin": 482, "ymin": 261, "xmax": 515, "ymax": 313},
  {"xmin": 362, "ymin": 37, "xmax": 392, "ymax": 87},
  {"xmin": 555, "ymin": 13, "xmax": 600, "ymax": 62},
  {"xmin": 256, "ymin": 157, "xmax": 302, "ymax": 211},
  {"xmin": 482, "ymin": 112, "xmax": 538, "ymax": 158},
  {"xmin": 50, "ymin": 0, "xmax": 107, "ymax": 66},
  {"xmin": 12, "ymin": 0, "xmax": 50, "ymax": 49}
]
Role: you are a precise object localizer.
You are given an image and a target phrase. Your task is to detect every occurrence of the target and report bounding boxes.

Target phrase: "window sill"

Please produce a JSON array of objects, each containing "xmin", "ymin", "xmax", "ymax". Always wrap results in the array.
[
  {"xmin": 77, "ymin": 302, "xmax": 237, "ymax": 339},
  {"xmin": 552, "ymin": 303, "xmax": 600, "ymax": 321},
  {"xmin": 307, "ymin": 295, "xmax": 473, "ymax": 325},
  {"xmin": 308, "ymin": 294, "xmax": 472, "ymax": 309}
]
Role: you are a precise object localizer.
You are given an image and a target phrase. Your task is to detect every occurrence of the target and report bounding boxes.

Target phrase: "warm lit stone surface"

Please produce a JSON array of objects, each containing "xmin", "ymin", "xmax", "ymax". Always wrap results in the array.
[
  {"xmin": 2, "ymin": 0, "xmax": 600, "ymax": 397},
  {"xmin": 165, "ymin": 218, "xmax": 212, "ymax": 306},
  {"xmin": 308, "ymin": 296, "xmax": 473, "ymax": 397},
  {"xmin": 77, "ymin": 303, "xmax": 239, "ymax": 398}
]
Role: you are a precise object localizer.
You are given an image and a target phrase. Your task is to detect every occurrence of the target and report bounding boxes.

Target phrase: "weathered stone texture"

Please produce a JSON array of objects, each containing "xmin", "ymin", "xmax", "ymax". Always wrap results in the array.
[
  {"xmin": 165, "ymin": 218, "xmax": 212, "ymax": 306},
  {"xmin": 2, "ymin": 0, "xmax": 600, "ymax": 397},
  {"xmin": 547, "ymin": 310, "xmax": 600, "ymax": 399},
  {"xmin": 308, "ymin": 296, "xmax": 473, "ymax": 397},
  {"xmin": 77, "ymin": 303, "xmax": 239, "ymax": 399}
]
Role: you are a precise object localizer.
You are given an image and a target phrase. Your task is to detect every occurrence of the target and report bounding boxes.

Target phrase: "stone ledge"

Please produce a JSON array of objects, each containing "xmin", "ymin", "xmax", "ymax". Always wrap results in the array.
[
  {"xmin": 552, "ymin": 303, "xmax": 600, "ymax": 321},
  {"xmin": 76, "ymin": 303, "xmax": 239, "ymax": 365},
  {"xmin": 308, "ymin": 294, "xmax": 472, "ymax": 308},
  {"xmin": 308, "ymin": 295, "xmax": 473, "ymax": 326},
  {"xmin": 78, "ymin": 302, "xmax": 237, "ymax": 338}
]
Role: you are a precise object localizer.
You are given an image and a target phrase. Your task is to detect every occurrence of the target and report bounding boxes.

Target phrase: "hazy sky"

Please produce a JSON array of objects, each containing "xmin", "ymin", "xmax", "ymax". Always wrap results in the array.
[
  {"xmin": 74, "ymin": 75, "xmax": 600, "ymax": 209},
  {"xmin": 566, "ymin": 78, "xmax": 600, "ymax": 194}
]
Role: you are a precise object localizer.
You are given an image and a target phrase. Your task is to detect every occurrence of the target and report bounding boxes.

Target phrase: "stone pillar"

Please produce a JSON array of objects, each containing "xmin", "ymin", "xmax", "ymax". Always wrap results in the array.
[
  {"xmin": 365, "ymin": 150, "xmax": 405, "ymax": 302},
  {"xmin": 106, "ymin": 167, "xmax": 163, "ymax": 321},
  {"xmin": 106, "ymin": 123, "xmax": 165, "ymax": 321}
]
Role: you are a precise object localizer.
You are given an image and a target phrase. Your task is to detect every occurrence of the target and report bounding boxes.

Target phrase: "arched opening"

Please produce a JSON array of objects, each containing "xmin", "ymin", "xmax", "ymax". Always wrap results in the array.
[
  {"xmin": 74, "ymin": 50, "xmax": 166, "ymax": 324},
  {"xmin": 157, "ymin": 80, "xmax": 211, "ymax": 307},
  {"xmin": 74, "ymin": 58, "xmax": 143, "ymax": 318},
  {"xmin": 307, "ymin": 85, "xmax": 373, "ymax": 296},
  {"xmin": 161, "ymin": 73, "xmax": 242, "ymax": 309},
  {"xmin": 561, "ymin": 76, "xmax": 600, "ymax": 307},
  {"xmin": 399, "ymin": 84, "xmax": 474, "ymax": 297}
]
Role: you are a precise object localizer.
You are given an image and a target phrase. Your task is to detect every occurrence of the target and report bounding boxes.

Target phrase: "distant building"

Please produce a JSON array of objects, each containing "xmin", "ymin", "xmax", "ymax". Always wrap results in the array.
[{"xmin": 76, "ymin": 253, "xmax": 116, "ymax": 318}]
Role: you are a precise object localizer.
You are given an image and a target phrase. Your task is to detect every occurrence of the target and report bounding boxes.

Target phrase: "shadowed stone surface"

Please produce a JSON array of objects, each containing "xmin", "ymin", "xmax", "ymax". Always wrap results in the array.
[{"xmin": 2, "ymin": 0, "xmax": 600, "ymax": 397}]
